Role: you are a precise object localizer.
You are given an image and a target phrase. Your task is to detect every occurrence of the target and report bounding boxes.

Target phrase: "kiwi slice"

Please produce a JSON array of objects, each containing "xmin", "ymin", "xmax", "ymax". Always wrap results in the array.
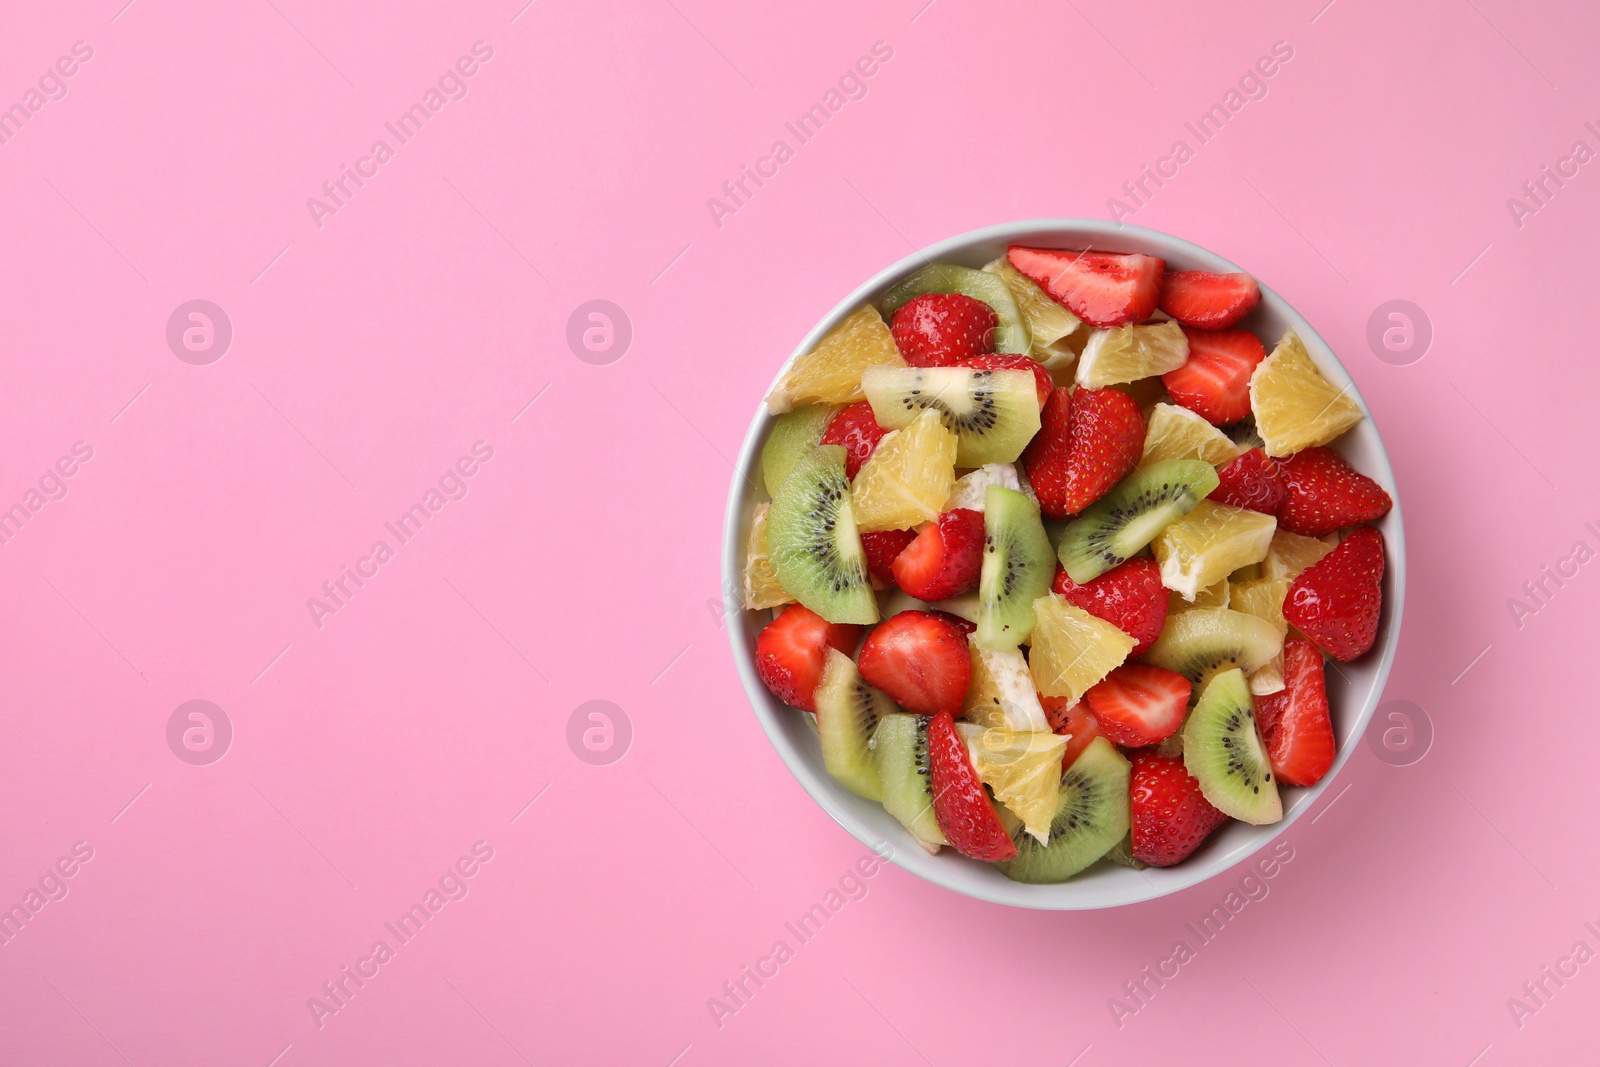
[
  {"xmin": 997, "ymin": 737, "xmax": 1130, "ymax": 883},
  {"xmin": 975, "ymin": 486, "xmax": 1054, "ymax": 651},
  {"xmin": 872, "ymin": 713, "xmax": 947, "ymax": 851},
  {"xmin": 761, "ymin": 404, "xmax": 834, "ymax": 495},
  {"xmin": 766, "ymin": 446, "xmax": 878, "ymax": 625},
  {"xmin": 1142, "ymin": 607, "xmax": 1284, "ymax": 689},
  {"xmin": 878, "ymin": 263, "xmax": 1031, "ymax": 354},
  {"xmin": 1057, "ymin": 460, "xmax": 1219, "ymax": 583},
  {"xmin": 815, "ymin": 649, "xmax": 894, "ymax": 801},
  {"xmin": 1183, "ymin": 668, "xmax": 1281, "ymax": 824},
  {"xmin": 861, "ymin": 366, "xmax": 1042, "ymax": 466}
]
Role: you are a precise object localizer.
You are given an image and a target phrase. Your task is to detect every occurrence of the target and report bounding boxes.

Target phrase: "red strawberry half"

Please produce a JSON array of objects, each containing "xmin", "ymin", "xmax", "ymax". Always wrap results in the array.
[
  {"xmin": 889, "ymin": 293, "xmax": 997, "ymax": 367},
  {"xmin": 957, "ymin": 352, "xmax": 1053, "ymax": 406},
  {"xmin": 1161, "ymin": 328, "xmax": 1266, "ymax": 425},
  {"xmin": 1257, "ymin": 636, "xmax": 1335, "ymax": 786},
  {"xmin": 755, "ymin": 606, "xmax": 862, "ymax": 711},
  {"xmin": 1043, "ymin": 697, "xmax": 1105, "ymax": 770},
  {"xmin": 1084, "ymin": 663, "xmax": 1192, "ymax": 747},
  {"xmin": 927, "ymin": 710, "xmax": 1018, "ymax": 861},
  {"xmin": 1023, "ymin": 386, "xmax": 1145, "ymax": 518},
  {"xmin": 1284, "ymin": 526, "xmax": 1385, "ymax": 662},
  {"xmin": 1007, "ymin": 246, "xmax": 1165, "ymax": 328},
  {"xmin": 1158, "ymin": 270, "xmax": 1261, "ymax": 330},
  {"xmin": 1276, "ymin": 447, "xmax": 1393, "ymax": 536},
  {"xmin": 860, "ymin": 529, "xmax": 917, "ymax": 588},
  {"xmin": 1051, "ymin": 557, "xmax": 1168, "ymax": 656},
  {"xmin": 1212, "ymin": 448, "xmax": 1287, "ymax": 515},
  {"xmin": 891, "ymin": 509, "xmax": 985, "ymax": 601},
  {"xmin": 820, "ymin": 401, "xmax": 890, "ymax": 479},
  {"xmin": 857, "ymin": 610, "xmax": 972, "ymax": 714},
  {"xmin": 1129, "ymin": 752, "xmax": 1229, "ymax": 867}
]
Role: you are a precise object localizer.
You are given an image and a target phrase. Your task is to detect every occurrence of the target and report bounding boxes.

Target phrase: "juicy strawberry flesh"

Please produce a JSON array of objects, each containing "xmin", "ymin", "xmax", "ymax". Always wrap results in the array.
[
  {"xmin": 1277, "ymin": 447, "xmax": 1393, "ymax": 537},
  {"xmin": 889, "ymin": 293, "xmax": 997, "ymax": 367},
  {"xmin": 1158, "ymin": 270, "xmax": 1261, "ymax": 330},
  {"xmin": 860, "ymin": 529, "xmax": 917, "ymax": 588},
  {"xmin": 755, "ymin": 606, "xmax": 863, "ymax": 712},
  {"xmin": 891, "ymin": 509, "xmax": 985, "ymax": 601},
  {"xmin": 1083, "ymin": 663, "xmax": 1192, "ymax": 747},
  {"xmin": 1006, "ymin": 246, "xmax": 1165, "ymax": 328},
  {"xmin": 1161, "ymin": 328, "xmax": 1266, "ymax": 426},
  {"xmin": 820, "ymin": 401, "xmax": 890, "ymax": 480},
  {"xmin": 1022, "ymin": 386, "xmax": 1145, "ymax": 518},
  {"xmin": 927, "ymin": 710, "xmax": 1018, "ymax": 861},
  {"xmin": 1052, "ymin": 557, "xmax": 1168, "ymax": 657},
  {"xmin": 1258, "ymin": 637, "xmax": 1335, "ymax": 786},
  {"xmin": 1212, "ymin": 448, "xmax": 1288, "ymax": 515},
  {"xmin": 857, "ymin": 610, "xmax": 973, "ymax": 715},
  {"xmin": 1043, "ymin": 697, "xmax": 1105, "ymax": 770},
  {"xmin": 958, "ymin": 352, "xmax": 1053, "ymax": 406},
  {"xmin": 1284, "ymin": 526, "xmax": 1385, "ymax": 662},
  {"xmin": 1129, "ymin": 752, "xmax": 1229, "ymax": 867}
]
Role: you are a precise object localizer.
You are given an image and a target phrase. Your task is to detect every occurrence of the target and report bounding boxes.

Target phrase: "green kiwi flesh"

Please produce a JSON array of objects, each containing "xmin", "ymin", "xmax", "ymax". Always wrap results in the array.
[
  {"xmin": 815, "ymin": 649, "xmax": 895, "ymax": 801},
  {"xmin": 1182, "ymin": 668, "xmax": 1282, "ymax": 824},
  {"xmin": 1057, "ymin": 460, "xmax": 1219, "ymax": 583},
  {"xmin": 871, "ymin": 713, "xmax": 946, "ymax": 850},
  {"xmin": 761, "ymin": 404, "xmax": 834, "ymax": 496},
  {"xmin": 1141, "ymin": 608, "xmax": 1283, "ymax": 690},
  {"xmin": 877, "ymin": 262, "xmax": 1031, "ymax": 354},
  {"xmin": 997, "ymin": 737, "xmax": 1130, "ymax": 884},
  {"xmin": 766, "ymin": 445, "xmax": 877, "ymax": 625},
  {"xmin": 861, "ymin": 366, "xmax": 1042, "ymax": 466},
  {"xmin": 975, "ymin": 485, "xmax": 1055, "ymax": 651}
]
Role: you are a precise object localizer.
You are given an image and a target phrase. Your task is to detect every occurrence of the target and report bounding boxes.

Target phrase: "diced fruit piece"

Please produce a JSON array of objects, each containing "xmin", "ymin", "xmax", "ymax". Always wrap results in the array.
[
  {"xmin": 872, "ymin": 713, "xmax": 946, "ymax": 851},
  {"xmin": 1029, "ymin": 594, "xmax": 1136, "ymax": 704},
  {"xmin": 1140, "ymin": 402, "xmax": 1245, "ymax": 466},
  {"xmin": 1058, "ymin": 459, "xmax": 1220, "ymax": 584},
  {"xmin": 857, "ymin": 610, "xmax": 972, "ymax": 714},
  {"xmin": 890, "ymin": 293, "xmax": 998, "ymax": 367},
  {"xmin": 862, "ymin": 366, "xmax": 1042, "ymax": 467},
  {"xmin": 1283, "ymin": 525, "xmax": 1385, "ymax": 661},
  {"xmin": 767, "ymin": 446, "xmax": 878, "ymax": 624},
  {"xmin": 1248, "ymin": 660, "xmax": 1285, "ymax": 696},
  {"xmin": 958, "ymin": 353, "xmax": 1053, "ymax": 405},
  {"xmin": 1257, "ymin": 636, "xmax": 1335, "ymax": 786},
  {"xmin": 761, "ymin": 404, "xmax": 834, "ymax": 495},
  {"xmin": 946, "ymin": 463, "xmax": 1022, "ymax": 511},
  {"xmin": 1173, "ymin": 579, "xmax": 1231, "ymax": 611},
  {"xmin": 815, "ymin": 649, "xmax": 895, "ymax": 800},
  {"xmin": 819, "ymin": 401, "xmax": 890, "ymax": 479},
  {"xmin": 1183, "ymin": 669, "xmax": 1281, "ymax": 825},
  {"xmin": 892, "ymin": 508, "xmax": 985, "ymax": 601},
  {"xmin": 1158, "ymin": 270, "xmax": 1261, "ymax": 330},
  {"xmin": 957, "ymin": 724, "xmax": 1068, "ymax": 843},
  {"xmin": 1142, "ymin": 607, "xmax": 1284, "ymax": 689},
  {"xmin": 1161, "ymin": 328, "xmax": 1266, "ymax": 426},
  {"xmin": 984, "ymin": 256, "xmax": 1081, "ymax": 351},
  {"xmin": 1084, "ymin": 663, "xmax": 1192, "ymax": 746},
  {"xmin": 1229, "ymin": 576, "xmax": 1291, "ymax": 695},
  {"xmin": 1051, "ymin": 557, "xmax": 1168, "ymax": 657},
  {"xmin": 1076, "ymin": 321, "xmax": 1189, "ymax": 388},
  {"xmin": 996, "ymin": 736, "xmax": 1130, "ymax": 883},
  {"xmin": 1023, "ymin": 386, "xmax": 1146, "ymax": 518},
  {"xmin": 1276, "ymin": 447, "xmax": 1393, "ymax": 536},
  {"xmin": 1044, "ymin": 698, "xmax": 1105, "ymax": 770},
  {"xmin": 743, "ymin": 503, "xmax": 794, "ymax": 610},
  {"xmin": 975, "ymin": 486, "xmax": 1056, "ymax": 650},
  {"xmin": 851, "ymin": 410, "xmax": 959, "ymax": 532},
  {"xmin": 1262, "ymin": 528, "xmax": 1339, "ymax": 582},
  {"xmin": 1249, "ymin": 331, "xmax": 1364, "ymax": 456},
  {"xmin": 927, "ymin": 711, "xmax": 1018, "ymax": 861},
  {"xmin": 1153, "ymin": 500, "xmax": 1277, "ymax": 600},
  {"xmin": 1227, "ymin": 417, "xmax": 1266, "ymax": 451},
  {"xmin": 1128, "ymin": 752, "xmax": 1230, "ymax": 867},
  {"xmin": 860, "ymin": 529, "xmax": 917, "ymax": 588},
  {"xmin": 925, "ymin": 593, "xmax": 980, "ymax": 626},
  {"xmin": 755, "ymin": 605, "xmax": 862, "ymax": 711},
  {"xmin": 1212, "ymin": 448, "xmax": 1287, "ymax": 515},
  {"xmin": 964, "ymin": 644, "xmax": 1050, "ymax": 732},
  {"xmin": 879, "ymin": 262, "xmax": 1031, "ymax": 355},
  {"xmin": 767, "ymin": 305, "xmax": 904, "ymax": 412},
  {"xmin": 1006, "ymin": 246, "xmax": 1165, "ymax": 329}
]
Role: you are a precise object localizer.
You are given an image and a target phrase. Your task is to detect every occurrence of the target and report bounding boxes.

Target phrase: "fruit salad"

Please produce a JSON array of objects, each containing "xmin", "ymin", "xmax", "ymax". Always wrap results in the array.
[{"xmin": 744, "ymin": 248, "xmax": 1391, "ymax": 883}]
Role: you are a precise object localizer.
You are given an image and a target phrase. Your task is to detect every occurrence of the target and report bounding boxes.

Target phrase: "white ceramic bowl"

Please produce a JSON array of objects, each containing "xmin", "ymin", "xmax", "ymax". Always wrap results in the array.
[{"xmin": 722, "ymin": 220, "xmax": 1405, "ymax": 909}]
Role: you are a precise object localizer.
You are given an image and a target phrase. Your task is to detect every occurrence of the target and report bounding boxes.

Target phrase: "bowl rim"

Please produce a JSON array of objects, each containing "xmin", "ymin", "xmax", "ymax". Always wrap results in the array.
[{"xmin": 721, "ymin": 218, "xmax": 1406, "ymax": 909}]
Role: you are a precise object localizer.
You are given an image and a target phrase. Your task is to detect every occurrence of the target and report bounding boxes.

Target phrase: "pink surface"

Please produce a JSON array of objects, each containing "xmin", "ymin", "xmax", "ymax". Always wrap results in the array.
[{"xmin": 0, "ymin": 0, "xmax": 1592, "ymax": 1063}]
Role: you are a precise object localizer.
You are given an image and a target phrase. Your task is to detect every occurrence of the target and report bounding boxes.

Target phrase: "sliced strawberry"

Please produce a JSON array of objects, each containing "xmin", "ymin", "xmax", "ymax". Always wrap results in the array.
[
  {"xmin": 1043, "ymin": 697, "xmax": 1105, "ymax": 770},
  {"xmin": 1158, "ymin": 270, "xmax": 1261, "ymax": 330},
  {"xmin": 927, "ymin": 710, "xmax": 1018, "ymax": 861},
  {"xmin": 755, "ymin": 606, "xmax": 862, "ymax": 711},
  {"xmin": 820, "ymin": 401, "xmax": 890, "ymax": 479},
  {"xmin": 1129, "ymin": 752, "xmax": 1229, "ymax": 867},
  {"xmin": 1051, "ymin": 557, "xmax": 1167, "ymax": 656},
  {"xmin": 1084, "ymin": 664, "xmax": 1192, "ymax": 747},
  {"xmin": 1022, "ymin": 386, "xmax": 1145, "ymax": 518},
  {"xmin": 1161, "ymin": 328, "xmax": 1266, "ymax": 425},
  {"xmin": 957, "ymin": 352, "xmax": 1052, "ymax": 406},
  {"xmin": 1006, "ymin": 246, "xmax": 1165, "ymax": 328},
  {"xmin": 857, "ymin": 610, "xmax": 972, "ymax": 715},
  {"xmin": 889, "ymin": 293, "xmax": 997, "ymax": 367},
  {"xmin": 1257, "ymin": 636, "xmax": 1335, "ymax": 786},
  {"xmin": 1284, "ymin": 526, "xmax": 1385, "ymax": 662},
  {"xmin": 891, "ymin": 509, "xmax": 985, "ymax": 601},
  {"xmin": 860, "ymin": 529, "xmax": 917, "ymax": 588},
  {"xmin": 1212, "ymin": 448, "xmax": 1288, "ymax": 515},
  {"xmin": 1277, "ymin": 447, "xmax": 1393, "ymax": 536}
]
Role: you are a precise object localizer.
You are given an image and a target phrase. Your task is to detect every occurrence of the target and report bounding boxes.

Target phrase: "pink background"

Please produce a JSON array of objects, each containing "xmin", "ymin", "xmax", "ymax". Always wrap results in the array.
[{"xmin": 0, "ymin": 0, "xmax": 1593, "ymax": 1063}]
